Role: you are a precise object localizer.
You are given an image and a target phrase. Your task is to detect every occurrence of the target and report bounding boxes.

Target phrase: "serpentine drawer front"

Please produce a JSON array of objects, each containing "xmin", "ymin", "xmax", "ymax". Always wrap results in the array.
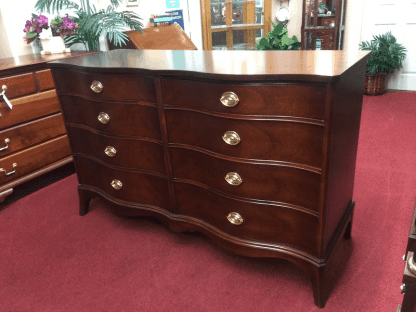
[{"xmin": 49, "ymin": 49, "xmax": 371, "ymax": 308}]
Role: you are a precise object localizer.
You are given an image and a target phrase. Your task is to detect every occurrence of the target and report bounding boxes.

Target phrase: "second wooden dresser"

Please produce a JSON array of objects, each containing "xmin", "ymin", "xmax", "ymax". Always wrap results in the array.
[{"xmin": 0, "ymin": 52, "xmax": 94, "ymax": 202}]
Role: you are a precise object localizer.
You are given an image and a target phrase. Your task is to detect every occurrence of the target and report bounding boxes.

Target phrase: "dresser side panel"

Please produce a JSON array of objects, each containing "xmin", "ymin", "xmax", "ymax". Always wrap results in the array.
[{"xmin": 323, "ymin": 57, "xmax": 369, "ymax": 250}]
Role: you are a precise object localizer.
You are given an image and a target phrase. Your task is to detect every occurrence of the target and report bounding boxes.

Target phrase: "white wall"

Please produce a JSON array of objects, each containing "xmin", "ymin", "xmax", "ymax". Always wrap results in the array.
[
  {"xmin": 272, "ymin": 0, "xmax": 302, "ymax": 40},
  {"xmin": 0, "ymin": 9, "xmax": 13, "ymax": 58},
  {"xmin": 0, "ymin": 1, "xmax": 39, "ymax": 57},
  {"xmin": 343, "ymin": 0, "xmax": 365, "ymax": 54}
]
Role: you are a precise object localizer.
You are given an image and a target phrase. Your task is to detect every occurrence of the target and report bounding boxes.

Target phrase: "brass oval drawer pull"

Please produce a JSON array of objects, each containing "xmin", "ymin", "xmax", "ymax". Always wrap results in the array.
[
  {"xmin": 225, "ymin": 172, "xmax": 242, "ymax": 186},
  {"xmin": 223, "ymin": 131, "xmax": 241, "ymax": 145},
  {"xmin": 98, "ymin": 112, "xmax": 110, "ymax": 124},
  {"xmin": 220, "ymin": 91, "xmax": 239, "ymax": 107},
  {"xmin": 104, "ymin": 146, "xmax": 117, "ymax": 157},
  {"xmin": 0, "ymin": 138, "xmax": 10, "ymax": 152},
  {"xmin": 111, "ymin": 179, "xmax": 123, "ymax": 190},
  {"xmin": 91, "ymin": 80, "xmax": 103, "ymax": 93},
  {"xmin": 408, "ymin": 254, "xmax": 416, "ymax": 275},
  {"xmin": 227, "ymin": 212, "xmax": 243, "ymax": 225},
  {"xmin": 0, "ymin": 163, "xmax": 17, "ymax": 176},
  {"xmin": 1, "ymin": 85, "xmax": 13, "ymax": 109}
]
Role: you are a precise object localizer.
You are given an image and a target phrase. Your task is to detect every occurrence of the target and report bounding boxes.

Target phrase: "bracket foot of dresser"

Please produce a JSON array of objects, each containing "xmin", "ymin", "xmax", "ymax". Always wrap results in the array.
[
  {"xmin": 78, "ymin": 186, "xmax": 93, "ymax": 216},
  {"xmin": 0, "ymin": 188, "xmax": 13, "ymax": 203}
]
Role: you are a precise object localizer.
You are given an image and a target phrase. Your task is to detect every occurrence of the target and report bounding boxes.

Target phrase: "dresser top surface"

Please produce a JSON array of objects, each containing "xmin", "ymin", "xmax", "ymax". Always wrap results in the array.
[
  {"xmin": 49, "ymin": 50, "xmax": 371, "ymax": 82},
  {"xmin": 0, "ymin": 51, "xmax": 97, "ymax": 77}
]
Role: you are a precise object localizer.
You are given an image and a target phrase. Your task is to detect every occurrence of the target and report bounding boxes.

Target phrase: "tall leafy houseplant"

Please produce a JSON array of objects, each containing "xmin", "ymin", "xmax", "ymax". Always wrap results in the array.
[
  {"xmin": 34, "ymin": 0, "xmax": 143, "ymax": 51},
  {"xmin": 257, "ymin": 22, "xmax": 300, "ymax": 51},
  {"xmin": 359, "ymin": 32, "xmax": 407, "ymax": 95}
]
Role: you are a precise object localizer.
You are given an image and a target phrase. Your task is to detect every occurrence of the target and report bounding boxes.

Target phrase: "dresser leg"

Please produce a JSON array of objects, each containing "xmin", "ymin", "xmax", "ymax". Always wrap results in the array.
[
  {"xmin": 0, "ymin": 188, "xmax": 13, "ymax": 203},
  {"xmin": 343, "ymin": 202, "xmax": 355, "ymax": 239},
  {"xmin": 78, "ymin": 188, "xmax": 92, "ymax": 216},
  {"xmin": 310, "ymin": 265, "xmax": 328, "ymax": 308},
  {"xmin": 343, "ymin": 221, "xmax": 352, "ymax": 239}
]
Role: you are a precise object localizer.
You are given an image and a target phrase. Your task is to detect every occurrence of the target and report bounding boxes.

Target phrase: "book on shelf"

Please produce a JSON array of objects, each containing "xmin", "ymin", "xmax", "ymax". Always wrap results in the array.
[{"xmin": 153, "ymin": 22, "xmax": 172, "ymax": 27}]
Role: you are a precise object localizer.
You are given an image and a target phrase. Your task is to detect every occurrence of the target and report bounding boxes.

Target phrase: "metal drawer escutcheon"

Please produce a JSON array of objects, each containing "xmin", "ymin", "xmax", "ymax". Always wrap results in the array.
[
  {"xmin": 220, "ymin": 91, "xmax": 239, "ymax": 107},
  {"xmin": 104, "ymin": 146, "xmax": 117, "ymax": 157},
  {"xmin": 98, "ymin": 112, "xmax": 110, "ymax": 124},
  {"xmin": 227, "ymin": 212, "xmax": 244, "ymax": 225},
  {"xmin": 91, "ymin": 81, "xmax": 103, "ymax": 93},
  {"xmin": 222, "ymin": 131, "xmax": 241, "ymax": 145},
  {"xmin": 225, "ymin": 172, "xmax": 242, "ymax": 186},
  {"xmin": 111, "ymin": 179, "xmax": 123, "ymax": 190}
]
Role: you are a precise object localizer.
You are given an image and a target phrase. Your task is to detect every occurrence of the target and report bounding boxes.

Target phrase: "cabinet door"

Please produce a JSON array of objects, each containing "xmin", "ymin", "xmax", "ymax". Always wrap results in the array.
[
  {"xmin": 201, "ymin": 0, "xmax": 271, "ymax": 50},
  {"xmin": 301, "ymin": 0, "xmax": 345, "ymax": 50}
]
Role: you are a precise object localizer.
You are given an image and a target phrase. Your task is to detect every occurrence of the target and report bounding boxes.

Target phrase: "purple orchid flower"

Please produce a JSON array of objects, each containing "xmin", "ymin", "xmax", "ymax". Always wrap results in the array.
[
  {"xmin": 62, "ymin": 14, "xmax": 76, "ymax": 30},
  {"xmin": 36, "ymin": 14, "xmax": 48, "ymax": 28},
  {"xmin": 23, "ymin": 19, "xmax": 34, "ymax": 33}
]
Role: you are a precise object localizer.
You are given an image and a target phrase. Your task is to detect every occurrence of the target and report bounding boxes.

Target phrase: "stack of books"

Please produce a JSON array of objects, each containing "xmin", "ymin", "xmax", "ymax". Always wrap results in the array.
[{"xmin": 150, "ymin": 14, "xmax": 173, "ymax": 27}]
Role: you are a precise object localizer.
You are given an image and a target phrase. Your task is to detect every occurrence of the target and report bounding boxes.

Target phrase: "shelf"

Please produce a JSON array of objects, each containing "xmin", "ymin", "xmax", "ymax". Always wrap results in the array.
[
  {"xmin": 211, "ymin": 23, "xmax": 263, "ymax": 32},
  {"xmin": 305, "ymin": 26, "xmax": 335, "ymax": 30}
]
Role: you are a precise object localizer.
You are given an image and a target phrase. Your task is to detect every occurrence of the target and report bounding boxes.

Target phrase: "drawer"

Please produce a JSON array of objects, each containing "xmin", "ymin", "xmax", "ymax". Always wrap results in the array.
[
  {"xmin": 175, "ymin": 183, "xmax": 319, "ymax": 256},
  {"xmin": 0, "ymin": 113, "xmax": 66, "ymax": 157},
  {"xmin": 0, "ymin": 90, "xmax": 61, "ymax": 130},
  {"xmin": 0, "ymin": 135, "xmax": 71, "ymax": 185},
  {"xmin": 59, "ymin": 95, "xmax": 161, "ymax": 140},
  {"xmin": 318, "ymin": 18, "xmax": 336, "ymax": 27},
  {"xmin": 166, "ymin": 109, "xmax": 324, "ymax": 169},
  {"xmin": 0, "ymin": 73, "xmax": 37, "ymax": 102},
  {"xmin": 35, "ymin": 69, "xmax": 55, "ymax": 91},
  {"xmin": 161, "ymin": 79, "xmax": 326, "ymax": 120},
  {"xmin": 52, "ymin": 69, "xmax": 156, "ymax": 102},
  {"xmin": 75, "ymin": 156, "xmax": 171, "ymax": 211},
  {"xmin": 170, "ymin": 147, "xmax": 321, "ymax": 212},
  {"xmin": 67, "ymin": 126, "xmax": 166, "ymax": 174},
  {"xmin": 321, "ymin": 41, "xmax": 335, "ymax": 51}
]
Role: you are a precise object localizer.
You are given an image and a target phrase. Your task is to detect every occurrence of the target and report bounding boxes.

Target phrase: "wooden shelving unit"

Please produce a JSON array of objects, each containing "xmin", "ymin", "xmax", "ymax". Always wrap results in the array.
[{"xmin": 301, "ymin": 0, "xmax": 347, "ymax": 50}]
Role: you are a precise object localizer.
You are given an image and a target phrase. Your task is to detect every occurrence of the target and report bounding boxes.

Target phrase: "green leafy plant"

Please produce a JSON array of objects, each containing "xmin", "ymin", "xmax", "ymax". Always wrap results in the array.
[
  {"xmin": 256, "ymin": 22, "xmax": 300, "ymax": 51},
  {"xmin": 359, "ymin": 32, "xmax": 407, "ymax": 75},
  {"xmin": 318, "ymin": 2, "xmax": 329, "ymax": 14},
  {"xmin": 34, "ymin": 0, "xmax": 143, "ymax": 51}
]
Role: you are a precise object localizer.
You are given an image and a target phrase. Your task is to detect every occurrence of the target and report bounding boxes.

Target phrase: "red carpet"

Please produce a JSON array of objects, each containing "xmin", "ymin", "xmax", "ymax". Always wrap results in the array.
[{"xmin": 1, "ymin": 92, "xmax": 415, "ymax": 311}]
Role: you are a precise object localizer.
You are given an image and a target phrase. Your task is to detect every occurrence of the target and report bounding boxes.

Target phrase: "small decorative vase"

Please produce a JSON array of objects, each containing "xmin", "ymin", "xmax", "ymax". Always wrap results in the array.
[{"xmin": 31, "ymin": 38, "xmax": 43, "ymax": 54}]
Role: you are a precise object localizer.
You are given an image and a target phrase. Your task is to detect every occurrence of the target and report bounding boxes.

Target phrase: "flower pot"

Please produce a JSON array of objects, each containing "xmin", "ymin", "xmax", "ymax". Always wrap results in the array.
[
  {"xmin": 363, "ymin": 72, "xmax": 388, "ymax": 96},
  {"xmin": 41, "ymin": 36, "xmax": 67, "ymax": 54},
  {"xmin": 31, "ymin": 38, "xmax": 43, "ymax": 54}
]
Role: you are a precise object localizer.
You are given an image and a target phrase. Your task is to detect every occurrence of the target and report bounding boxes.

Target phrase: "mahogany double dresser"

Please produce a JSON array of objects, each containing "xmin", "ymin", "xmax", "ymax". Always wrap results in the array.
[
  {"xmin": 49, "ymin": 49, "xmax": 371, "ymax": 308},
  {"xmin": 0, "ymin": 52, "xmax": 93, "ymax": 202}
]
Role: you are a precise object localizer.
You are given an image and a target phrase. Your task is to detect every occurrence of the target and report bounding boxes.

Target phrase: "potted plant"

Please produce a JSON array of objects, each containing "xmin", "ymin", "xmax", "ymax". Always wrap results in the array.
[
  {"xmin": 23, "ymin": 13, "xmax": 50, "ymax": 53},
  {"xmin": 359, "ymin": 32, "xmax": 407, "ymax": 95},
  {"xmin": 34, "ymin": 0, "xmax": 143, "ymax": 51},
  {"xmin": 318, "ymin": 2, "xmax": 329, "ymax": 14},
  {"xmin": 256, "ymin": 22, "xmax": 300, "ymax": 51},
  {"xmin": 44, "ymin": 15, "xmax": 78, "ymax": 53}
]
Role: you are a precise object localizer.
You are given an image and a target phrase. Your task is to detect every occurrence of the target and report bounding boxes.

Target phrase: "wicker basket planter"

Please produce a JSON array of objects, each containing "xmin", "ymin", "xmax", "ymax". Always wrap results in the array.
[{"xmin": 363, "ymin": 72, "xmax": 388, "ymax": 96}]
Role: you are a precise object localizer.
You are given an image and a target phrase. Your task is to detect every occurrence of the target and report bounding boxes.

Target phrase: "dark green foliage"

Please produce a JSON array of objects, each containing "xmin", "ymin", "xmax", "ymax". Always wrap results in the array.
[
  {"xmin": 318, "ymin": 2, "xmax": 329, "ymax": 13},
  {"xmin": 359, "ymin": 32, "xmax": 407, "ymax": 75},
  {"xmin": 34, "ymin": 0, "xmax": 143, "ymax": 51},
  {"xmin": 256, "ymin": 22, "xmax": 300, "ymax": 51}
]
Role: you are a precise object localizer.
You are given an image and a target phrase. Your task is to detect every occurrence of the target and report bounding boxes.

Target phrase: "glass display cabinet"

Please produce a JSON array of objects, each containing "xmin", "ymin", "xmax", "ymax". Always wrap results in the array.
[
  {"xmin": 201, "ymin": 0, "xmax": 272, "ymax": 50},
  {"xmin": 301, "ymin": 0, "xmax": 347, "ymax": 50}
]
